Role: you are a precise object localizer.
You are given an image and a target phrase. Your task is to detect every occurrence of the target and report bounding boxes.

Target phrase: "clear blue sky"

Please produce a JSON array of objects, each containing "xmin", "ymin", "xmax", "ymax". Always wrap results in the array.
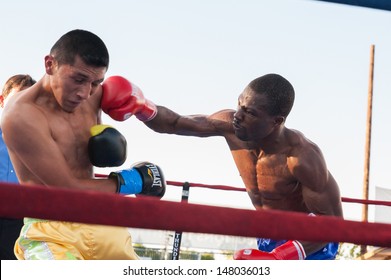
[{"xmin": 1, "ymin": 0, "xmax": 390, "ymax": 221}]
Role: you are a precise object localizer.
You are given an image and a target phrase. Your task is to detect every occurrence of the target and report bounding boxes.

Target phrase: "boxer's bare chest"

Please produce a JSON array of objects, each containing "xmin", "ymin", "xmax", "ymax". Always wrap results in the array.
[
  {"xmin": 231, "ymin": 148, "xmax": 300, "ymax": 202},
  {"xmin": 46, "ymin": 104, "xmax": 98, "ymax": 173}
]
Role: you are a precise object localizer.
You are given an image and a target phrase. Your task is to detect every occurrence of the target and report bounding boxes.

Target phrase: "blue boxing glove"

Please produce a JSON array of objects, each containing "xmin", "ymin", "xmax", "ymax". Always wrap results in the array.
[{"xmin": 109, "ymin": 161, "xmax": 166, "ymax": 198}]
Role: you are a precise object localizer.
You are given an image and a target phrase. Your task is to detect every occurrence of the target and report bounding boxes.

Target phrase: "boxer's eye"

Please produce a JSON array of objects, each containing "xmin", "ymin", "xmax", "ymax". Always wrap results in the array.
[
  {"xmin": 74, "ymin": 78, "xmax": 85, "ymax": 84},
  {"xmin": 244, "ymin": 108, "xmax": 256, "ymax": 117}
]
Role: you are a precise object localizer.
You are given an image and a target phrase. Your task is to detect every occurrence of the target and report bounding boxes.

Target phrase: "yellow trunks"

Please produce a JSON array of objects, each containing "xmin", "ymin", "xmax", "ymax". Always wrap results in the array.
[{"xmin": 15, "ymin": 218, "xmax": 139, "ymax": 260}]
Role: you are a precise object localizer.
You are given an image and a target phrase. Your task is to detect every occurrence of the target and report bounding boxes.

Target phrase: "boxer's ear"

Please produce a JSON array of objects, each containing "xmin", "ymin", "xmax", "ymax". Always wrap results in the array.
[
  {"xmin": 274, "ymin": 116, "xmax": 285, "ymax": 126},
  {"xmin": 44, "ymin": 55, "xmax": 57, "ymax": 75}
]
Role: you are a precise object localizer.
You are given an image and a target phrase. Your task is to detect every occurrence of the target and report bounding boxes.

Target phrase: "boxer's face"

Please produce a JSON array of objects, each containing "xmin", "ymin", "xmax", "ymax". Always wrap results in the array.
[
  {"xmin": 46, "ymin": 55, "xmax": 106, "ymax": 112},
  {"xmin": 233, "ymin": 89, "xmax": 282, "ymax": 143}
]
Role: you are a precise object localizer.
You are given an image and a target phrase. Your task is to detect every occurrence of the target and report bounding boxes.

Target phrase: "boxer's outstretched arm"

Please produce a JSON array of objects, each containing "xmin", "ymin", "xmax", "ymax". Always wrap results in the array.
[
  {"xmin": 145, "ymin": 105, "xmax": 235, "ymax": 137},
  {"xmin": 100, "ymin": 76, "xmax": 235, "ymax": 137}
]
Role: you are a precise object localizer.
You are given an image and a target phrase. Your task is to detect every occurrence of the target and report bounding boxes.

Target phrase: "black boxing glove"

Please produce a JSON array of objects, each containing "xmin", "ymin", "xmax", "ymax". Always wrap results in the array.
[
  {"xmin": 109, "ymin": 161, "xmax": 166, "ymax": 198},
  {"xmin": 88, "ymin": 125, "xmax": 127, "ymax": 167}
]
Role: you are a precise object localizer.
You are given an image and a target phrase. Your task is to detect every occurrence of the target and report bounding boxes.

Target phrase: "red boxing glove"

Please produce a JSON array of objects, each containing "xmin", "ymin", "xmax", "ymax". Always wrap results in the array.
[
  {"xmin": 234, "ymin": 240, "xmax": 306, "ymax": 260},
  {"xmin": 101, "ymin": 76, "xmax": 157, "ymax": 122}
]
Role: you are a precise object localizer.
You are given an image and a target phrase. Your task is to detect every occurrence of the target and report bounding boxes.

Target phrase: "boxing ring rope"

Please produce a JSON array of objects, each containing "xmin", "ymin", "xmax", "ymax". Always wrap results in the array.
[
  {"xmin": 167, "ymin": 180, "xmax": 247, "ymax": 193},
  {"xmin": 0, "ymin": 181, "xmax": 390, "ymax": 249},
  {"xmin": 166, "ymin": 180, "xmax": 391, "ymax": 207},
  {"xmin": 99, "ymin": 173, "xmax": 391, "ymax": 206}
]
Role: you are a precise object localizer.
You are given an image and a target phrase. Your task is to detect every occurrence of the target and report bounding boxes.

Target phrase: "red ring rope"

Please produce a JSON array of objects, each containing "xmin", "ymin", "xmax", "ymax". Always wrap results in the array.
[
  {"xmin": 0, "ymin": 181, "xmax": 390, "ymax": 248},
  {"xmin": 166, "ymin": 180, "xmax": 391, "ymax": 206},
  {"xmin": 98, "ymin": 174, "xmax": 391, "ymax": 207}
]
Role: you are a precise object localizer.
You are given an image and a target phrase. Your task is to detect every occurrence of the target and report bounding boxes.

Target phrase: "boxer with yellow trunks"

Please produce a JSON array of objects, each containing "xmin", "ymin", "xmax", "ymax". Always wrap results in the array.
[
  {"xmin": 2, "ymin": 30, "xmax": 166, "ymax": 260},
  {"xmin": 14, "ymin": 125, "xmax": 166, "ymax": 260}
]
